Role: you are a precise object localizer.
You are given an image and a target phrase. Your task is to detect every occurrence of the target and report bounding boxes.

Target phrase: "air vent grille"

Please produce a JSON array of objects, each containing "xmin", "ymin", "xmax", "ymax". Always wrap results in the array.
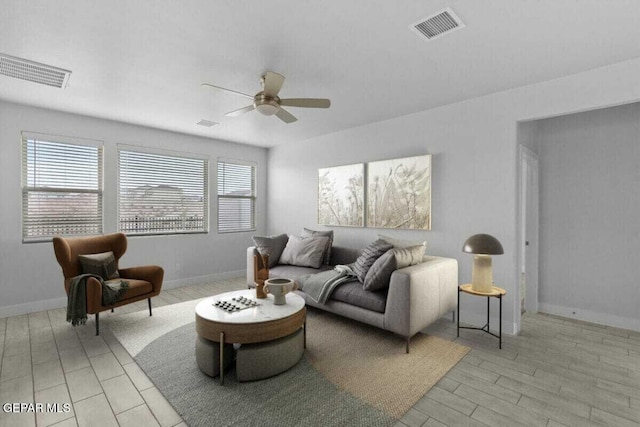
[
  {"xmin": 411, "ymin": 8, "xmax": 465, "ymax": 41},
  {"xmin": 0, "ymin": 53, "xmax": 71, "ymax": 88},
  {"xmin": 196, "ymin": 119, "xmax": 218, "ymax": 127}
]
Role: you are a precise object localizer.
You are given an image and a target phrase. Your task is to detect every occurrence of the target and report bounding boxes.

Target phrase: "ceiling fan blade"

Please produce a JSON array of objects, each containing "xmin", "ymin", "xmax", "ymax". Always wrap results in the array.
[
  {"xmin": 262, "ymin": 72, "xmax": 285, "ymax": 97},
  {"xmin": 275, "ymin": 108, "xmax": 297, "ymax": 124},
  {"xmin": 280, "ymin": 98, "xmax": 331, "ymax": 108},
  {"xmin": 225, "ymin": 105, "xmax": 255, "ymax": 117},
  {"xmin": 201, "ymin": 83, "xmax": 254, "ymax": 99}
]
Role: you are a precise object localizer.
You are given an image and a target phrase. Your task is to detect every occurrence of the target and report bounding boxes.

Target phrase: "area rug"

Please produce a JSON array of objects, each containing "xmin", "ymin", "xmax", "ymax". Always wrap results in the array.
[{"xmin": 108, "ymin": 299, "xmax": 468, "ymax": 427}]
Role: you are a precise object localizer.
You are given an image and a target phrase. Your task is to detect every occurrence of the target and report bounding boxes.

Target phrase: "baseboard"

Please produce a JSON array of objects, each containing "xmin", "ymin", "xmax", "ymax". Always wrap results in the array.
[
  {"xmin": 0, "ymin": 270, "xmax": 246, "ymax": 319},
  {"xmin": 162, "ymin": 269, "xmax": 245, "ymax": 290},
  {"xmin": 539, "ymin": 302, "xmax": 640, "ymax": 332},
  {"xmin": 0, "ymin": 297, "xmax": 69, "ymax": 319}
]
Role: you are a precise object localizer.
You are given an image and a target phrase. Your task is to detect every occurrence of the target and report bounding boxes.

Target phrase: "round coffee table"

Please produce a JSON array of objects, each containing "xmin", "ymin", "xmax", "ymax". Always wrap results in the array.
[{"xmin": 195, "ymin": 289, "xmax": 306, "ymax": 384}]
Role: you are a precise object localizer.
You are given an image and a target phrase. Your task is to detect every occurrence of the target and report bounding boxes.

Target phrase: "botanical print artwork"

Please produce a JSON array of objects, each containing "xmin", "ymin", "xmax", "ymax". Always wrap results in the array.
[
  {"xmin": 367, "ymin": 155, "xmax": 431, "ymax": 230},
  {"xmin": 318, "ymin": 163, "xmax": 364, "ymax": 227}
]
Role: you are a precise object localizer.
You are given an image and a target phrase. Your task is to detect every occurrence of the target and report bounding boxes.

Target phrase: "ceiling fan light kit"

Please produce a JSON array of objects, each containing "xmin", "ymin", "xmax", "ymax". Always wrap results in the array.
[
  {"xmin": 202, "ymin": 71, "xmax": 330, "ymax": 124},
  {"xmin": 254, "ymin": 93, "xmax": 280, "ymax": 116}
]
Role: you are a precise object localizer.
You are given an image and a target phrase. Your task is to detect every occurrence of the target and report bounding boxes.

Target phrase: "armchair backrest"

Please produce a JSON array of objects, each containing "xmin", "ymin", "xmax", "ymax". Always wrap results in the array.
[{"xmin": 53, "ymin": 233, "xmax": 128, "ymax": 280}]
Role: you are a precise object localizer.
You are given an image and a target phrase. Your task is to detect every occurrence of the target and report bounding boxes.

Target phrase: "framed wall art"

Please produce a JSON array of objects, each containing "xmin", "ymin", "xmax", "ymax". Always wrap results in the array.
[
  {"xmin": 318, "ymin": 163, "xmax": 364, "ymax": 227},
  {"xmin": 366, "ymin": 155, "xmax": 431, "ymax": 230}
]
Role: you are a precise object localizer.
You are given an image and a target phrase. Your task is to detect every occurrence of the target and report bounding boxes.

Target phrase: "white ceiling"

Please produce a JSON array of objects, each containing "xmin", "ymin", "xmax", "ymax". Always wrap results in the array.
[{"xmin": 2, "ymin": 1, "xmax": 640, "ymax": 147}]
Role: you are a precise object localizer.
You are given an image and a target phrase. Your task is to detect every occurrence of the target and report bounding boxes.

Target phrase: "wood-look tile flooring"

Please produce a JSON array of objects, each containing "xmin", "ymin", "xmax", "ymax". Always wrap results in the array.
[
  {"xmin": 1, "ymin": 277, "xmax": 639, "ymax": 427},
  {"xmin": 408, "ymin": 311, "xmax": 640, "ymax": 427}
]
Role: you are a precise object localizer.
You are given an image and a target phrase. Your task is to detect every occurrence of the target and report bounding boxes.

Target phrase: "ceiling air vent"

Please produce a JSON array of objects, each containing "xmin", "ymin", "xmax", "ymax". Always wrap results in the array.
[
  {"xmin": 0, "ymin": 53, "xmax": 71, "ymax": 88},
  {"xmin": 196, "ymin": 119, "xmax": 218, "ymax": 127},
  {"xmin": 410, "ymin": 7, "xmax": 465, "ymax": 41}
]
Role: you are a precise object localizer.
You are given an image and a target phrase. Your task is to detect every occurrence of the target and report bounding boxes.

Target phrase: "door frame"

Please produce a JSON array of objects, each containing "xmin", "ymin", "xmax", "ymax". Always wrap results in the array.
[{"xmin": 515, "ymin": 144, "xmax": 539, "ymax": 334}]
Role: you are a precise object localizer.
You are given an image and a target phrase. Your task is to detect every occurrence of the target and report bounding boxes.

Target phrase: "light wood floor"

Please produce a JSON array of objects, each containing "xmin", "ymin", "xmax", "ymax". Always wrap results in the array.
[{"xmin": 1, "ymin": 278, "xmax": 639, "ymax": 427}]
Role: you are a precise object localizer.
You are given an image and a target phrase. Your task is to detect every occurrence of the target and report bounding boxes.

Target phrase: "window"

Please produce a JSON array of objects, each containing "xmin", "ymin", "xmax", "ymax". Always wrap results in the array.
[
  {"xmin": 118, "ymin": 146, "xmax": 208, "ymax": 235},
  {"xmin": 21, "ymin": 132, "xmax": 103, "ymax": 242},
  {"xmin": 217, "ymin": 160, "xmax": 256, "ymax": 233}
]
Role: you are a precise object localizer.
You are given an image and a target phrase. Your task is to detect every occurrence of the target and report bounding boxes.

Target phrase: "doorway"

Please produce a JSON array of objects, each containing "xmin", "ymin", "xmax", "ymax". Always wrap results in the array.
[{"xmin": 517, "ymin": 145, "xmax": 539, "ymax": 332}]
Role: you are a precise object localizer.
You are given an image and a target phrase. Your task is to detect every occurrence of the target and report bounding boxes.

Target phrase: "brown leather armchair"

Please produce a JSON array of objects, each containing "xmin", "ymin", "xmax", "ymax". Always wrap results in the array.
[{"xmin": 53, "ymin": 232, "xmax": 164, "ymax": 335}]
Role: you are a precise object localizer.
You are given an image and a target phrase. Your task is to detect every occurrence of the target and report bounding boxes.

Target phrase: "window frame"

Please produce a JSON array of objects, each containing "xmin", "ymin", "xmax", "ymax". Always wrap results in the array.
[
  {"xmin": 21, "ymin": 131, "xmax": 104, "ymax": 243},
  {"xmin": 217, "ymin": 158, "xmax": 257, "ymax": 234},
  {"xmin": 117, "ymin": 144, "xmax": 210, "ymax": 237}
]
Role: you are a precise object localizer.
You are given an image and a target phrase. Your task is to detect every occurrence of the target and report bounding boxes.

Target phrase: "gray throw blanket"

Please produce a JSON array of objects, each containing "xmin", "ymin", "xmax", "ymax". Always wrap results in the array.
[
  {"xmin": 297, "ymin": 264, "xmax": 357, "ymax": 304},
  {"xmin": 67, "ymin": 274, "xmax": 129, "ymax": 326}
]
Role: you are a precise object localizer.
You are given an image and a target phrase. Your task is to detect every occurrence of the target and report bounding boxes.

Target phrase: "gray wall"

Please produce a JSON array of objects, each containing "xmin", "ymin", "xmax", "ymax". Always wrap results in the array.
[
  {"xmin": 0, "ymin": 101, "xmax": 268, "ymax": 316},
  {"xmin": 267, "ymin": 56, "xmax": 640, "ymax": 334},
  {"xmin": 538, "ymin": 102, "xmax": 640, "ymax": 329},
  {"xmin": 267, "ymin": 100, "xmax": 522, "ymax": 332}
]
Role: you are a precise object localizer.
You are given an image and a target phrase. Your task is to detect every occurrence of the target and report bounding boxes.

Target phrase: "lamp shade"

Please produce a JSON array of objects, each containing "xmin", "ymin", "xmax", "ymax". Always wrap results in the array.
[{"xmin": 462, "ymin": 234, "xmax": 504, "ymax": 255}]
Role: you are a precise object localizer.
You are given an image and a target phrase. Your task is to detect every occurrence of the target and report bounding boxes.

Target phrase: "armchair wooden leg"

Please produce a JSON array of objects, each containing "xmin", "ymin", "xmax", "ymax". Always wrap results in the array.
[
  {"xmin": 406, "ymin": 337, "xmax": 410, "ymax": 354},
  {"xmin": 148, "ymin": 298, "xmax": 152, "ymax": 316},
  {"xmin": 111, "ymin": 308, "xmax": 114, "ymax": 313},
  {"xmin": 95, "ymin": 312, "xmax": 100, "ymax": 336}
]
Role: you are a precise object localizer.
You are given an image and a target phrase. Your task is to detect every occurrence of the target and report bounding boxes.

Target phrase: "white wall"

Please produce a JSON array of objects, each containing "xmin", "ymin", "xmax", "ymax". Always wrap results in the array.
[
  {"xmin": 0, "ymin": 101, "xmax": 268, "ymax": 317},
  {"xmin": 267, "ymin": 56, "xmax": 640, "ymax": 333},
  {"xmin": 518, "ymin": 121, "xmax": 540, "ymax": 155},
  {"xmin": 537, "ymin": 102, "xmax": 640, "ymax": 330}
]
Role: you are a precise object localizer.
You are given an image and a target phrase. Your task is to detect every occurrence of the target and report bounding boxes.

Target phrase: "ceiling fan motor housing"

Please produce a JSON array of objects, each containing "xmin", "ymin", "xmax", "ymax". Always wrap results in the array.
[{"xmin": 254, "ymin": 92, "xmax": 280, "ymax": 116}]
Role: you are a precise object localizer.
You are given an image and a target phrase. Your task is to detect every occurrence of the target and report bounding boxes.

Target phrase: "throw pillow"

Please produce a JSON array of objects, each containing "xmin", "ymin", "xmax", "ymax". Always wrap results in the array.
[
  {"xmin": 79, "ymin": 251, "xmax": 120, "ymax": 280},
  {"xmin": 363, "ymin": 249, "xmax": 397, "ymax": 291},
  {"xmin": 301, "ymin": 228, "xmax": 333, "ymax": 265},
  {"xmin": 392, "ymin": 245, "xmax": 425, "ymax": 268},
  {"xmin": 353, "ymin": 239, "xmax": 393, "ymax": 283},
  {"xmin": 279, "ymin": 235, "xmax": 330, "ymax": 268},
  {"xmin": 378, "ymin": 234, "xmax": 427, "ymax": 255},
  {"xmin": 252, "ymin": 233, "xmax": 289, "ymax": 268}
]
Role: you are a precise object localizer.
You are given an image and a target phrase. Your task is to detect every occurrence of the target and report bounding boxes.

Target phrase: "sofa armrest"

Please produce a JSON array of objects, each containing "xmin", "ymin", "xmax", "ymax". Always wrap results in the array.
[
  {"xmin": 384, "ymin": 256, "xmax": 458, "ymax": 338},
  {"xmin": 119, "ymin": 265, "xmax": 164, "ymax": 295}
]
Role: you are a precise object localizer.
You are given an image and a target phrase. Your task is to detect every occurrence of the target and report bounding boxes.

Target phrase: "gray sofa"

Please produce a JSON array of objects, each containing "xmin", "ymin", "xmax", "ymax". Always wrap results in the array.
[{"xmin": 246, "ymin": 245, "xmax": 458, "ymax": 352}]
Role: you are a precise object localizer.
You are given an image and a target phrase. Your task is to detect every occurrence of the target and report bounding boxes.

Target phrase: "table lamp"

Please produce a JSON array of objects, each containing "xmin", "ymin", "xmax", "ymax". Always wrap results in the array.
[{"xmin": 462, "ymin": 234, "xmax": 504, "ymax": 293}]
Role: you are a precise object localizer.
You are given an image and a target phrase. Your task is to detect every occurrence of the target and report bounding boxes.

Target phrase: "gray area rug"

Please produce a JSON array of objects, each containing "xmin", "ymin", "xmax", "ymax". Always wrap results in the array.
[{"xmin": 136, "ymin": 322, "xmax": 395, "ymax": 427}]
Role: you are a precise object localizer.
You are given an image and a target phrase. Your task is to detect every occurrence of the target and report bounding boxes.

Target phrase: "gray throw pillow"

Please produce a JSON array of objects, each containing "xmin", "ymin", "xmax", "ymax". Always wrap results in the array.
[
  {"xmin": 252, "ymin": 234, "xmax": 289, "ymax": 268},
  {"xmin": 279, "ymin": 235, "xmax": 330, "ymax": 268},
  {"xmin": 79, "ymin": 251, "xmax": 120, "ymax": 280},
  {"xmin": 353, "ymin": 239, "xmax": 393, "ymax": 283},
  {"xmin": 301, "ymin": 228, "xmax": 333, "ymax": 265},
  {"xmin": 363, "ymin": 249, "xmax": 397, "ymax": 291}
]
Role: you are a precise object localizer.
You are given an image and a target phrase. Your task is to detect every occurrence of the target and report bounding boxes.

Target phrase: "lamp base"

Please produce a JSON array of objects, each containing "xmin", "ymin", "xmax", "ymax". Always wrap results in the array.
[{"xmin": 471, "ymin": 254, "xmax": 493, "ymax": 293}]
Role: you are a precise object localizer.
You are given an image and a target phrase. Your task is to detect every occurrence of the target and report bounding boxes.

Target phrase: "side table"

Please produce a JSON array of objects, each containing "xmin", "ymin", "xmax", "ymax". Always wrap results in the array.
[{"xmin": 457, "ymin": 284, "xmax": 506, "ymax": 349}]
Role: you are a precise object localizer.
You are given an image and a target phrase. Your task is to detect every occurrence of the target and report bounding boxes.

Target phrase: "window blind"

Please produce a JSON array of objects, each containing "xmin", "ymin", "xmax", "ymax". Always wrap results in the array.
[
  {"xmin": 118, "ymin": 147, "xmax": 208, "ymax": 235},
  {"xmin": 217, "ymin": 160, "xmax": 256, "ymax": 233},
  {"xmin": 21, "ymin": 133, "xmax": 103, "ymax": 242}
]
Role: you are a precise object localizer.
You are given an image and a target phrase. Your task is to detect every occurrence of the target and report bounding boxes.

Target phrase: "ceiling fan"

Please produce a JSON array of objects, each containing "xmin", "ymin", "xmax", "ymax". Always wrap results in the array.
[{"xmin": 202, "ymin": 71, "xmax": 330, "ymax": 124}]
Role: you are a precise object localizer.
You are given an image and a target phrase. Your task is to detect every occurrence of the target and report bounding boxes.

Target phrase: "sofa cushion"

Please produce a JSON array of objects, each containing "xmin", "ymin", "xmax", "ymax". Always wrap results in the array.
[
  {"xmin": 279, "ymin": 235, "xmax": 329, "ymax": 268},
  {"xmin": 353, "ymin": 239, "xmax": 393, "ymax": 283},
  {"xmin": 379, "ymin": 234, "xmax": 427, "ymax": 256},
  {"xmin": 252, "ymin": 234, "xmax": 289, "ymax": 268},
  {"xmin": 270, "ymin": 264, "xmax": 333, "ymax": 282},
  {"xmin": 79, "ymin": 251, "xmax": 120, "ymax": 280},
  {"xmin": 392, "ymin": 245, "xmax": 425, "ymax": 268},
  {"xmin": 330, "ymin": 246, "xmax": 362, "ymax": 265},
  {"xmin": 363, "ymin": 250, "xmax": 397, "ymax": 291},
  {"xmin": 330, "ymin": 281, "xmax": 387, "ymax": 313},
  {"xmin": 362, "ymin": 244, "xmax": 425, "ymax": 291},
  {"xmin": 301, "ymin": 228, "xmax": 333, "ymax": 265}
]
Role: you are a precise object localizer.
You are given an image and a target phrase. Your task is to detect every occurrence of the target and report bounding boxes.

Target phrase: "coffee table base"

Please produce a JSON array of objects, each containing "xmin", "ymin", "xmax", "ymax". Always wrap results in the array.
[
  {"xmin": 237, "ymin": 328, "xmax": 305, "ymax": 382},
  {"xmin": 195, "ymin": 336, "xmax": 234, "ymax": 378}
]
